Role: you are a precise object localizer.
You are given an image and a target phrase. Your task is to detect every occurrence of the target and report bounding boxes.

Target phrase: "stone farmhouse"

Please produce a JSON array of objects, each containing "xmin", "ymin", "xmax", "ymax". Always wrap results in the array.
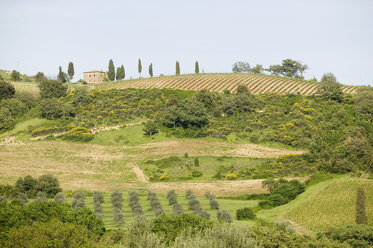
[{"xmin": 83, "ymin": 70, "xmax": 107, "ymax": 83}]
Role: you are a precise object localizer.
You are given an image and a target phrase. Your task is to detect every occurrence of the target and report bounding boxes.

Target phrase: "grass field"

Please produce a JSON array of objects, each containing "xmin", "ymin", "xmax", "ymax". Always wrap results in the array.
[
  {"xmin": 65, "ymin": 190, "xmax": 258, "ymax": 230},
  {"xmin": 94, "ymin": 73, "xmax": 357, "ymax": 95}
]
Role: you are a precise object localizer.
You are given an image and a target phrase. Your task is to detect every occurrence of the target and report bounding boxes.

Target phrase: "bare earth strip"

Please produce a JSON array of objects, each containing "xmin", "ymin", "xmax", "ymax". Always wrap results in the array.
[{"xmin": 137, "ymin": 140, "xmax": 303, "ymax": 158}]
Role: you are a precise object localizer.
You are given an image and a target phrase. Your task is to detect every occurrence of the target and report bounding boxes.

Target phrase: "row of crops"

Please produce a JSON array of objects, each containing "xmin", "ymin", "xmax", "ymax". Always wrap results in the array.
[
  {"xmin": 96, "ymin": 73, "xmax": 356, "ymax": 95},
  {"xmin": 65, "ymin": 189, "xmax": 235, "ymax": 229}
]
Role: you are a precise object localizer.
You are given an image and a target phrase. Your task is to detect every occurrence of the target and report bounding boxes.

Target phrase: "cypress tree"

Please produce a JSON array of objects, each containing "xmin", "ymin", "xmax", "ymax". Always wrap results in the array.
[
  {"xmin": 108, "ymin": 59, "xmax": 115, "ymax": 81},
  {"xmin": 176, "ymin": 61, "xmax": 180, "ymax": 75},
  {"xmin": 116, "ymin": 67, "xmax": 121, "ymax": 80},
  {"xmin": 138, "ymin": 59, "xmax": 142, "ymax": 77},
  {"xmin": 195, "ymin": 61, "xmax": 199, "ymax": 74},
  {"xmin": 121, "ymin": 65, "xmax": 125, "ymax": 79},
  {"xmin": 356, "ymin": 187, "xmax": 368, "ymax": 224},
  {"xmin": 67, "ymin": 62, "xmax": 74, "ymax": 80},
  {"xmin": 149, "ymin": 63, "xmax": 153, "ymax": 77},
  {"xmin": 57, "ymin": 66, "xmax": 66, "ymax": 83}
]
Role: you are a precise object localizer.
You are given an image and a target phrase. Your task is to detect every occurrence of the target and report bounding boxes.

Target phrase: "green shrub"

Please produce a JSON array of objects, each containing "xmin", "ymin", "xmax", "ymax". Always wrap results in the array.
[
  {"xmin": 72, "ymin": 192, "xmax": 85, "ymax": 210},
  {"xmin": 217, "ymin": 210, "xmax": 233, "ymax": 223},
  {"xmin": 236, "ymin": 207, "xmax": 256, "ymax": 220},
  {"xmin": 61, "ymin": 127, "xmax": 94, "ymax": 142},
  {"xmin": 5, "ymin": 219, "xmax": 100, "ymax": 248},
  {"xmin": 0, "ymin": 98, "xmax": 26, "ymax": 117},
  {"xmin": 0, "ymin": 79, "xmax": 15, "ymax": 100},
  {"xmin": 54, "ymin": 192, "xmax": 65, "ymax": 203},
  {"xmin": 192, "ymin": 170, "xmax": 203, "ymax": 177},
  {"xmin": 0, "ymin": 107, "xmax": 14, "ymax": 133},
  {"xmin": 39, "ymin": 80, "xmax": 67, "ymax": 99},
  {"xmin": 172, "ymin": 203, "xmax": 184, "ymax": 216},
  {"xmin": 209, "ymin": 198, "xmax": 219, "ymax": 209},
  {"xmin": 166, "ymin": 190, "xmax": 178, "ymax": 205},
  {"xmin": 196, "ymin": 210, "xmax": 211, "ymax": 220},
  {"xmin": 10, "ymin": 70, "xmax": 21, "ymax": 81},
  {"xmin": 34, "ymin": 191, "xmax": 47, "ymax": 203},
  {"xmin": 318, "ymin": 225, "xmax": 373, "ymax": 248},
  {"xmin": 267, "ymin": 193, "xmax": 289, "ymax": 207},
  {"xmin": 151, "ymin": 214, "xmax": 213, "ymax": 243},
  {"xmin": 40, "ymin": 98, "xmax": 74, "ymax": 119}
]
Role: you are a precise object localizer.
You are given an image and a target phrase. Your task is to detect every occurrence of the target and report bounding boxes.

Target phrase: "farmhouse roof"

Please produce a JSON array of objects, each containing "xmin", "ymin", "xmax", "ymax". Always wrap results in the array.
[{"xmin": 84, "ymin": 70, "xmax": 106, "ymax": 73}]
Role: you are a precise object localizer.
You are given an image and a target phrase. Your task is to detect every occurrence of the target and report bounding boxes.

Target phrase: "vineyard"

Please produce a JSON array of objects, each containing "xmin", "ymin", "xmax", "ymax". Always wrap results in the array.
[
  {"xmin": 95, "ymin": 73, "xmax": 357, "ymax": 95},
  {"xmin": 284, "ymin": 178, "xmax": 373, "ymax": 231}
]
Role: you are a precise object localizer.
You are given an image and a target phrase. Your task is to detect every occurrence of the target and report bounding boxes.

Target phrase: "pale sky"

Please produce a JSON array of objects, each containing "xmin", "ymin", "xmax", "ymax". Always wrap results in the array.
[{"xmin": 0, "ymin": 0, "xmax": 372, "ymax": 85}]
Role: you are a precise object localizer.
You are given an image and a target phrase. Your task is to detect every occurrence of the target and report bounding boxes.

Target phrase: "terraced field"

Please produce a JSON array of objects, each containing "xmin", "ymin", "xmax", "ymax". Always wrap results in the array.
[{"xmin": 95, "ymin": 73, "xmax": 357, "ymax": 95}]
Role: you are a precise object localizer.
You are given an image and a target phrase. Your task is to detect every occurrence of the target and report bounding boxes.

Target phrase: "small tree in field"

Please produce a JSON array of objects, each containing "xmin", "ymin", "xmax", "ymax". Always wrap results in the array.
[
  {"xmin": 108, "ymin": 59, "xmax": 115, "ymax": 81},
  {"xmin": 54, "ymin": 192, "xmax": 65, "ymax": 203},
  {"xmin": 67, "ymin": 62, "xmax": 74, "ymax": 80},
  {"xmin": 356, "ymin": 187, "xmax": 368, "ymax": 224},
  {"xmin": 143, "ymin": 120, "xmax": 158, "ymax": 137},
  {"xmin": 11, "ymin": 70, "xmax": 21, "ymax": 81},
  {"xmin": 194, "ymin": 157, "xmax": 199, "ymax": 167},
  {"xmin": 176, "ymin": 61, "xmax": 180, "ymax": 75},
  {"xmin": 149, "ymin": 63, "xmax": 153, "ymax": 77},
  {"xmin": 195, "ymin": 61, "xmax": 199, "ymax": 74}
]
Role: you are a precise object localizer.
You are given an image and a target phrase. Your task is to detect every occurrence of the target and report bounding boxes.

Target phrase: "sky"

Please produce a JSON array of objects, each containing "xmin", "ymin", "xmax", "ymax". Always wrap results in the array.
[{"xmin": 0, "ymin": 0, "xmax": 372, "ymax": 85}]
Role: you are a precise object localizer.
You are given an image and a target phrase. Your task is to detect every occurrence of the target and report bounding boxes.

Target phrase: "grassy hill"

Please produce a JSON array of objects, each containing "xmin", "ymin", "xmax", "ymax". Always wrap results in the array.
[{"xmin": 95, "ymin": 73, "xmax": 357, "ymax": 95}]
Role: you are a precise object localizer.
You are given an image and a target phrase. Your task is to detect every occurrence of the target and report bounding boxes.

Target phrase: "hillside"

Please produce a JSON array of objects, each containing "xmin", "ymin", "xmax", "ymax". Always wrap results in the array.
[{"xmin": 95, "ymin": 73, "xmax": 357, "ymax": 95}]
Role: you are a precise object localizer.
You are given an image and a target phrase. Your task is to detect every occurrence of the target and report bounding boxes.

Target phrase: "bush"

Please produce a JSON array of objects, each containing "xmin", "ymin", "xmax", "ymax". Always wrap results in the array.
[
  {"xmin": 0, "ymin": 201, "xmax": 105, "ymax": 242},
  {"xmin": 39, "ymin": 80, "xmax": 67, "ymax": 99},
  {"xmin": 72, "ymin": 192, "xmax": 85, "ymax": 210},
  {"xmin": 5, "ymin": 219, "xmax": 100, "ymax": 248},
  {"xmin": 0, "ymin": 107, "xmax": 14, "ymax": 133},
  {"xmin": 93, "ymin": 191, "xmax": 104, "ymax": 204},
  {"xmin": 196, "ymin": 210, "xmax": 211, "ymax": 220},
  {"xmin": 54, "ymin": 192, "xmax": 65, "ymax": 203},
  {"xmin": 319, "ymin": 225, "xmax": 373, "ymax": 248},
  {"xmin": 10, "ymin": 70, "xmax": 21, "ymax": 81},
  {"xmin": 34, "ymin": 191, "xmax": 47, "ymax": 203},
  {"xmin": 15, "ymin": 175, "xmax": 38, "ymax": 198},
  {"xmin": 143, "ymin": 120, "xmax": 158, "ymax": 136},
  {"xmin": 167, "ymin": 189, "xmax": 178, "ymax": 205},
  {"xmin": 209, "ymin": 198, "xmax": 219, "ymax": 209},
  {"xmin": 94, "ymin": 202, "xmax": 103, "ymax": 219},
  {"xmin": 151, "ymin": 214, "xmax": 213, "ymax": 243},
  {"xmin": 17, "ymin": 193, "xmax": 28, "ymax": 205},
  {"xmin": 226, "ymin": 173, "xmax": 238, "ymax": 180},
  {"xmin": 267, "ymin": 193, "xmax": 289, "ymax": 207},
  {"xmin": 217, "ymin": 210, "xmax": 233, "ymax": 223},
  {"xmin": 111, "ymin": 190, "xmax": 122, "ymax": 208},
  {"xmin": 0, "ymin": 79, "xmax": 15, "ymax": 100},
  {"xmin": 36, "ymin": 174, "xmax": 62, "ymax": 198},
  {"xmin": 192, "ymin": 170, "xmax": 203, "ymax": 177},
  {"xmin": 0, "ymin": 98, "xmax": 26, "ymax": 117},
  {"xmin": 34, "ymin": 72, "xmax": 48, "ymax": 82},
  {"xmin": 113, "ymin": 207, "xmax": 124, "ymax": 226},
  {"xmin": 40, "ymin": 98, "xmax": 74, "ymax": 119},
  {"xmin": 61, "ymin": 127, "xmax": 94, "ymax": 142},
  {"xmin": 185, "ymin": 189, "xmax": 193, "ymax": 199},
  {"xmin": 236, "ymin": 207, "xmax": 256, "ymax": 220},
  {"xmin": 172, "ymin": 203, "xmax": 184, "ymax": 216},
  {"xmin": 128, "ymin": 191, "xmax": 143, "ymax": 216}
]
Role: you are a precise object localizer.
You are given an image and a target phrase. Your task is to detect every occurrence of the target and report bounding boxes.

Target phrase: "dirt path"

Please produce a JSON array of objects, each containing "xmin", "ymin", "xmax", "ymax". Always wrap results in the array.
[{"xmin": 128, "ymin": 163, "xmax": 149, "ymax": 182}]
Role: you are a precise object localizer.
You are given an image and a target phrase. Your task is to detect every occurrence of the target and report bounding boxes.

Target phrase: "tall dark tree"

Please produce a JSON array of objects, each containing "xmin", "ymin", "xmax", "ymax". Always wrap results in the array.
[
  {"xmin": 108, "ymin": 59, "xmax": 115, "ymax": 81},
  {"xmin": 176, "ymin": 61, "xmax": 180, "ymax": 75},
  {"xmin": 67, "ymin": 62, "xmax": 74, "ymax": 81},
  {"xmin": 138, "ymin": 59, "xmax": 142, "ymax": 77},
  {"xmin": 356, "ymin": 187, "xmax": 368, "ymax": 224},
  {"xmin": 116, "ymin": 67, "xmax": 121, "ymax": 81},
  {"xmin": 149, "ymin": 63, "xmax": 153, "ymax": 77},
  {"xmin": 57, "ymin": 66, "xmax": 66, "ymax": 83},
  {"xmin": 121, "ymin": 65, "xmax": 125, "ymax": 80},
  {"xmin": 195, "ymin": 61, "xmax": 199, "ymax": 74}
]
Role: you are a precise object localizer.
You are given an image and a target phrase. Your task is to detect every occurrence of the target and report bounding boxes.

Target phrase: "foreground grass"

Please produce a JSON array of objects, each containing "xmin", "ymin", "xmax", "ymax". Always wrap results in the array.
[{"xmin": 65, "ymin": 191, "xmax": 258, "ymax": 230}]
